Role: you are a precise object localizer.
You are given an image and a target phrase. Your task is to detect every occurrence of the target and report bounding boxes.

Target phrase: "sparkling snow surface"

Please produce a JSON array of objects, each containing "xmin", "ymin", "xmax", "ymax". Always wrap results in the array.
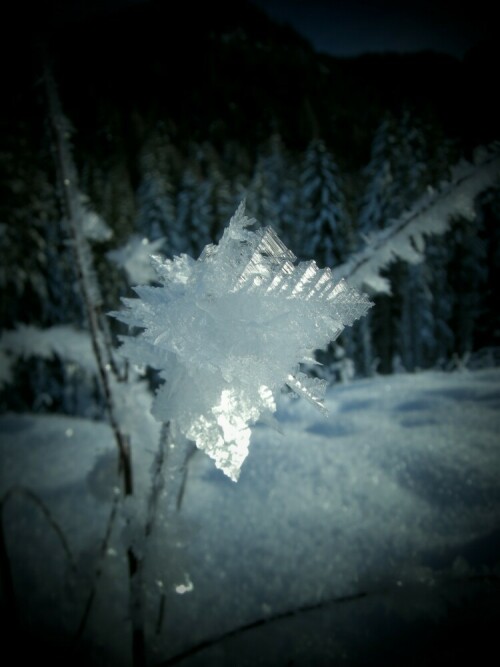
[{"xmin": 1, "ymin": 368, "xmax": 499, "ymax": 666}]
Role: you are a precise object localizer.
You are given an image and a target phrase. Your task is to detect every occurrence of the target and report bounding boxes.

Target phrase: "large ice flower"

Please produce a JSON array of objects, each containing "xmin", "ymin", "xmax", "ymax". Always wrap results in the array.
[{"xmin": 111, "ymin": 202, "xmax": 372, "ymax": 480}]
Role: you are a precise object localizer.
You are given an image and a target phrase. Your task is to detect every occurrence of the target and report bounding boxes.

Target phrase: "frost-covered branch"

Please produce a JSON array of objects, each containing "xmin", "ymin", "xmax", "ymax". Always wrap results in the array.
[
  {"xmin": 334, "ymin": 146, "xmax": 500, "ymax": 294},
  {"xmin": 0, "ymin": 324, "xmax": 97, "ymax": 375},
  {"xmin": 72, "ymin": 490, "xmax": 120, "ymax": 646},
  {"xmin": 0, "ymin": 486, "xmax": 78, "ymax": 639},
  {"xmin": 44, "ymin": 63, "xmax": 132, "ymax": 490},
  {"xmin": 44, "ymin": 62, "xmax": 147, "ymax": 667}
]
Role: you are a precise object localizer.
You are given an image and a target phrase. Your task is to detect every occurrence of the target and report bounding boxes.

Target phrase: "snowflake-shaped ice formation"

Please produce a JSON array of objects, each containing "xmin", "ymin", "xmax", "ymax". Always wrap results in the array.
[{"xmin": 111, "ymin": 202, "xmax": 372, "ymax": 481}]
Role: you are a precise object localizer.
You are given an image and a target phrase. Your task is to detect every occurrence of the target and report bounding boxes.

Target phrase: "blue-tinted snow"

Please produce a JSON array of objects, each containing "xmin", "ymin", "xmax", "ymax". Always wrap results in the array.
[{"xmin": 1, "ymin": 368, "xmax": 499, "ymax": 666}]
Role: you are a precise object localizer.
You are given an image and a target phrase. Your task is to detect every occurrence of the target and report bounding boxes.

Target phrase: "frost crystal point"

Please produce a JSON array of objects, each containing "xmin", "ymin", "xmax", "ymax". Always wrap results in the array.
[{"xmin": 111, "ymin": 202, "xmax": 372, "ymax": 481}]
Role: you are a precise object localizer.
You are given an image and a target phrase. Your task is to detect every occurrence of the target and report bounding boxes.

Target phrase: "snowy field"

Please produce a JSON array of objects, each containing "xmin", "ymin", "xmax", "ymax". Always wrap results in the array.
[{"xmin": 1, "ymin": 367, "xmax": 500, "ymax": 666}]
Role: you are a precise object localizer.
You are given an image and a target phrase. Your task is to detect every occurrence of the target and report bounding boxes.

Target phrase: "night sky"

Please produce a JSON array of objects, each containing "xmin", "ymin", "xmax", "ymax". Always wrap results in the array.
[
  {"xmin": 250, "ymin": 0, "xmax": 495, "ymax": 58},
  {"xmin": 9, "ymin": 1, "xmax": 497, "ymax": 60}
]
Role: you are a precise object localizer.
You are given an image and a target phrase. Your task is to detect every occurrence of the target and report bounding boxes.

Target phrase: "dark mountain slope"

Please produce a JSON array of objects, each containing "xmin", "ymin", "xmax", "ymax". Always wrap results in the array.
[{"xmin": 3, "ymin": 0, "xmax": 499, "ymax": 173}]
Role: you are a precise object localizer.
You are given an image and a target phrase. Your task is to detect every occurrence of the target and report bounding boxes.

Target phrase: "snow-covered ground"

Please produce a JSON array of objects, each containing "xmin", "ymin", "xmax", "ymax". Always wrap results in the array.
[{"xmin": 1, "ymin": 367, "xmax": 500, "ymax": 666}]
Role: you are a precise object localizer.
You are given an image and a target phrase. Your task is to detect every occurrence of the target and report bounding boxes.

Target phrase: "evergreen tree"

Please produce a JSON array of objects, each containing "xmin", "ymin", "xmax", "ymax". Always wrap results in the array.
[
  {"xmin": 298, "ymin": 138, "xmax": 349, "ymax": 266},
  {"xmin": 195, "ymin": 142, "xmax": 235, "ymax": 241},
  {"xmin": 426, "ymin": 238, "xmax": 455, "ymax": 367},
  {"xmin": 474, "ymin": 184, "xmax": 500, "ymax": 354},
  {"xmin": 358, "ymin": 115, "xmax": 399, "ymax": 238},
  {"xmin": 294, "ymin": 139, "xmax": 353, "ymax": 379},
  {"xmin": 135, "ymin": 129, "xmax": 179, "ymax": 252},
  {"xmin": 0, "ymin": 141, "xmax": 77, "ymax": 329},
  {"xmin": 245, "ymin": 134, "xmax": 298, "ymax": 245},
  {"xmin": 355, "ymin": 114, "xmax": 399, "ymax": 374},
  {"xmin": 176, "ymin": 165, "xmax": 202, "ymax": 255},
  {"xmin": 357, "ymin": 110, "xmax": 457, "ymax": 373},
  {"xmin": 394, "ymin": 115, "xmax": 459, "ymax": 371},
  {"xmin": 447, "ymin": 214, "xmax": 488, "ymax": 361},
  {"xmin": 398, "ymin": 262, "xmax": 435, "ymax": 371}
]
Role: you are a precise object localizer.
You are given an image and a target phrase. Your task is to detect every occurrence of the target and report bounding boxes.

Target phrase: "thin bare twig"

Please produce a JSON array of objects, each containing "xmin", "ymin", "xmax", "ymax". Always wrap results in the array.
[
  {"xmin": 43, "ymin": 59, "xmax": 146, "ymax": 667},
  {"xmin": 72, "ymin": 490, "xmax": 120, "ymax": 645},
  {"xmin": 0, "ymin": 485, "xmax": 78, "ymax": 633}
]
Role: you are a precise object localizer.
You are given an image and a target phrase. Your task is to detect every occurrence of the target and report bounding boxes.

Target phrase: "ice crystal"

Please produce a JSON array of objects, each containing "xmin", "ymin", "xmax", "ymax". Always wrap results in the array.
[
  {"xmin": 107, "ymin": 235, "xmax": 165, "ymax": 284},
  {"xmin": 111, "ymin": 202, "xmax": 372, "ymax": 480}
]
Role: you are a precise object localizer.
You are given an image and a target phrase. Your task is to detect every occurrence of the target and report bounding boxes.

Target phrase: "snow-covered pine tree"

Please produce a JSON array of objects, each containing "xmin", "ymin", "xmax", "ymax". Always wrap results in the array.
[
  {"xmin": 357, "ymin": 115, "xmax": 398, "ymax": 238},
  {"xmin": 192, "ymin": 142, "xmax": 235, "ymax": 243},
  {"xmin": 175, "ymin": 146, "xmax": 219, "ymax": 257},
  {"xmin": 473, "ymin": 184, "xmax": 500, "ymax": 356},
  {"xmin": 136, "ymin": 130, "xmax": 177, "ymax": 246},
  {"xmin": 294, "ymin": 139, "xmax": 354, "ymax": 379},
  {"xmin": 245, "ymin": 134, "xmax": 299, "ymax": 247},
  {"xmin": 398, "ymin": 263, "xmax": 435, "ymax": 371},
  {"xmin": 391, "ymin": 113, "xmax": 436, "ymax": 371},
  {"xmin": 446, "ymin": 213, "xmax": 488, "ymax": 362},
  {"xmin": 356, "ymin": 110, "xmax": 458, "ymax": 373},
  {"xmin": 426, "ymin": 238, "xmax": 455, "ymax": 367},
  {"xmin": 0, "ymin": 135, "xmax": 102, "ymax": 415},
  {"xmin": 354, "ymin": 115, "xmax": 398, "ymax": 375},
  {"xmin": 298, "ymin": 138, "xmax": 350, "ymax": 267},
  {"xmin": 0, "ymin": 147, "xmax": 63, "ymax": 329}
]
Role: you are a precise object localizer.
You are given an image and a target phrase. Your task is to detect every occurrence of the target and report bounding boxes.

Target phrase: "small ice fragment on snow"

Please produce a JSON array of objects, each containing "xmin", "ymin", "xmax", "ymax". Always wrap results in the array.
[{"xmin": 174, "ymin": 574, "xmax": 193, "ymax": 595}]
